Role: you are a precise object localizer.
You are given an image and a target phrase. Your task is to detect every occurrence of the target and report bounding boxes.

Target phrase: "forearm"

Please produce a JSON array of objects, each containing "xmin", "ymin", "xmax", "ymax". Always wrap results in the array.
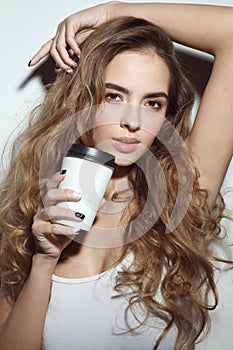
[
  {"xmin": 114, "ymin": 2, "xmax": 233, "ymax": 54},
  {"xmin": 0, "ymin": 255, "xmax": 57, "ymax": 350}
]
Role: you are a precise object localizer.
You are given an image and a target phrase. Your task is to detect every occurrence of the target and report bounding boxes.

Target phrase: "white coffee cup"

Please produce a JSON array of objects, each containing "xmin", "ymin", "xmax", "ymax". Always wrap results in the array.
[{"xmin": 56, "ymin": 144, "xmax": 116, "ymax": 231}]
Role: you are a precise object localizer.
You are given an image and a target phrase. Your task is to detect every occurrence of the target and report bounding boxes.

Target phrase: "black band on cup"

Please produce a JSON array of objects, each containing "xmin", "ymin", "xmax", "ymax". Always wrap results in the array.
[{"xmin": 65, "ymin": 144, "xmax": 117, "ymax": 170}]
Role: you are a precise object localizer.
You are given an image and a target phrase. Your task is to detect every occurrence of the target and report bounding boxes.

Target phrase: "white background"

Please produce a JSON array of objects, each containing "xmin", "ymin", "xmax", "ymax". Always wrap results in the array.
[{"xmin": 1, "ymin": 1, "xmax": 232, "ymax": 349}]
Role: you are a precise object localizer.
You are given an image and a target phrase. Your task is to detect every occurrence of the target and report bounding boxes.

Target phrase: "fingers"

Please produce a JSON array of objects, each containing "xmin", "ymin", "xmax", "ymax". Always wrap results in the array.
[
  {"xmin": 46, "ymin": 171, "xmax": 65, "ymax": 191},
  {"xmin": 74, "ymin": 28, "xmax": 95, "ymax": 47},
  {"xmin": 32, "ymin": 171, "xmax": 84, "ymax": 258},
  {"xmin": 39, "ymin": 172, "xmax": 84, "ymax": 226},
  {"xmin": 51, "ymin": 25, "xmax": 79, "ymax": 71},
  {"xmin": 53, "ymin": 28, "xmax": 95, "ymax": 70},
  {"xmin": 28, "ymin": 21, "xmax": 81, "ymax": 71},
  {"xmin": 65, "ymin": 18, "xmax": 83, "ymax": 56},
  {"xmin": 28, "ymin": 14, "xmax": 92, "ymax": 70},
  {"xmin": 42, "ymin": 171, "xmax": 81, "ymax": 207},
  {"xmin": 32, "ymin": 216, "xmax": 76, "ymax": 256},
  {"xmin": 33, "ymin": 202, "xmax": 84, "ymax": 240},
  {"xmin": 39, "ymin": 204, "xmax": 83, "ymax": 224},
  {"xmin": 28, "ymin": 39, "xmax": 53, "ymax": 66},
  {"xmin": 43, "ymin": 188, "xmax": 81, "ymax": 207},
  {"xmin": 28, "ymin": 2, "xmax": 115, "ymax": 69}
]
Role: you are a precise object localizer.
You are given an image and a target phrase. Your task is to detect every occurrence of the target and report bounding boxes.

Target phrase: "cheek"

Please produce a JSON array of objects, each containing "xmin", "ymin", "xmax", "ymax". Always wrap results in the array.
[
  {"xmin": 139, "ymin": 111, "xmax": 165, "ymax": 137},
  {"xmin": 92, "ymin": 125, "xmax": 114, "ymax": 145},
  {"xmin": 93, "ymin": 105, "xmax": 112, "ymax": 127},
  {"xmin": 140, "ymin": 118, "xmax": 164, "ymax": 148},
  {"xmin": 141, "ymin": 132, "xmax": 156, "ymax": 149}
]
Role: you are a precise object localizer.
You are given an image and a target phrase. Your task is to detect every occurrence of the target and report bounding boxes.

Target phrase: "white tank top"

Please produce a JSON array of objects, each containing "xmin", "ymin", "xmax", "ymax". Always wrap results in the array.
[{"xmin": 43, "ymin": 255, "xmax": 176, "ymax": 349}]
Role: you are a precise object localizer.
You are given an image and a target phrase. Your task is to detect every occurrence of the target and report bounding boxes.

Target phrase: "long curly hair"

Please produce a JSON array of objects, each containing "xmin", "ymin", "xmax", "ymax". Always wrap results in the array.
[{"xmin": 0, "ymin": 17, "xmax": 229, "ymax": 349}]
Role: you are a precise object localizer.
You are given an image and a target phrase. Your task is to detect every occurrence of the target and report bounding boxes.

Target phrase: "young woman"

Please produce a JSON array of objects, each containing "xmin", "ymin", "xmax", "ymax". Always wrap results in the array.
[{"xmin": 1, "ymin": 2, "xmax": 233, "ymax": 350}]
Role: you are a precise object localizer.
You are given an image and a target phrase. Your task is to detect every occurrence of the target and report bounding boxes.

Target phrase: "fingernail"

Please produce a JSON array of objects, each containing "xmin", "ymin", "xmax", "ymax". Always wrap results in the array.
[
  {"xmin": 66, "ymin": 68, "xmax": 74, "ymax": 74},
  {"xmin": 73, "ymin": 191, "xmax": 81, "ymax": 198},
  {"xmin": 75, "ymin": 212, "xmax": 85, "ymax": 220},
  {"xmin": 28, "ymin": 60, "xmax": 32, "ymax": 67},
  {"xmin": 72, "ymin": 228, "xmax": 81, "ymax": 234},
  {"xmin": 60, "ymin": 169, "xmax": 67, "ymax": 175}
]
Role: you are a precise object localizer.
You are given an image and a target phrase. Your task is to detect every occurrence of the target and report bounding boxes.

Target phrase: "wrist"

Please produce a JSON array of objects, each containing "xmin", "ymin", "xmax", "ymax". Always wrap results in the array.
[{"xmin": 32, "ymin": 253, "xmax": 59, "ymax": 272}]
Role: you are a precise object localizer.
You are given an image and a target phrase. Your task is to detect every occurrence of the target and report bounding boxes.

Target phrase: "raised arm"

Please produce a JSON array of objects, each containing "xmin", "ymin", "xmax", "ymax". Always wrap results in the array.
[{"xmin": 28, "ymin": 2, "xmax": 233, "ymax": 69}]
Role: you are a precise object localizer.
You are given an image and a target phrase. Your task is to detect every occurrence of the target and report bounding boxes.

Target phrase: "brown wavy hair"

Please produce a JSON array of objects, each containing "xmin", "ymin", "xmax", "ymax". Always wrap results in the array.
[{"xmin": 0, "ymin": 17, "xmax": 229, "ymax": 349}]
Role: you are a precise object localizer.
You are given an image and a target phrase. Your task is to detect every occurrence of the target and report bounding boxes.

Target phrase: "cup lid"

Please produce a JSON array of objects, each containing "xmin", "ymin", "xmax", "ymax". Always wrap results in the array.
[{"xmin": 65, "ymin": 144, "xmax": 117, "ymax": 169}]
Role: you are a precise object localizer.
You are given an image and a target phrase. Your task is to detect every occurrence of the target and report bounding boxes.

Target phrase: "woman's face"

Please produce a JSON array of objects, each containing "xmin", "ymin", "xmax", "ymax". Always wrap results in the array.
[{"xmin": 92, "ymin": 51, "xmax": 170, "ymax": 166}]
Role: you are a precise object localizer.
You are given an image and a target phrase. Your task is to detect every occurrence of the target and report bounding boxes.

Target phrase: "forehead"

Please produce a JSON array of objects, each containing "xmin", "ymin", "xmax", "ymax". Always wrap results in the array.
[{"xmin": 105, "ymin": 51, "xmax": 170, "ymax": 93}]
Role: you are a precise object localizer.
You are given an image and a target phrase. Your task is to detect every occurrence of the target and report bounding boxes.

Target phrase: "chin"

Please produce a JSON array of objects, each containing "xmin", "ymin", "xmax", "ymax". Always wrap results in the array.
[
  {"xmin": 114, "ymin": 155, "xmax": 141, "ymax": 167},
  {"xmin": 115, "ymin": 159, "xmax": 133, "ymax": 167}
]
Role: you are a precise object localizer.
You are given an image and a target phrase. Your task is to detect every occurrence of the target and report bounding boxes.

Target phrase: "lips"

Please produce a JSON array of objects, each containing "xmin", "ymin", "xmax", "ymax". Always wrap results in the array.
[{"xmin": 112, "ymin": 137, "xmax": 140, "ymax": 153}]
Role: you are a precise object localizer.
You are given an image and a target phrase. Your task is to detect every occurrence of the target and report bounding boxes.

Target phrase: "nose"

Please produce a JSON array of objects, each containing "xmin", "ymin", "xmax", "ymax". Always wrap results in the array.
[{"xmin": 120, "ymin": 104, "xmax": 141, "ymax": 132}]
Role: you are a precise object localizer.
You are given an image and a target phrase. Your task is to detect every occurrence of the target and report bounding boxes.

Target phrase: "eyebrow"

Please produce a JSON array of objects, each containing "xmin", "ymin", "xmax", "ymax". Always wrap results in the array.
[{"xmin": 105, "ymin": 82, "xmax": 168, "ymax": 101}]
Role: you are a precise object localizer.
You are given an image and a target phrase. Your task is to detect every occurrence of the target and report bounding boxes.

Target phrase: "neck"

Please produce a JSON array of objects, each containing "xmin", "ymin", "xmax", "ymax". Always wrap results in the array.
[{"xmin": 104, "ymin": 165, "xmax": 133, "ymax": 201}]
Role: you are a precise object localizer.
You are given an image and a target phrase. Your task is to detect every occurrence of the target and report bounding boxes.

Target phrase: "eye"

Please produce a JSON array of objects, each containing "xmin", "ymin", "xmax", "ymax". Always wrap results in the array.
[
  {"xmin": 145, "ymin": 100, "xmax": 163, "ymax": 111},
  {"xmin": 105, "ymin": 92, "xmax": 122, "ymax": 103}
]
